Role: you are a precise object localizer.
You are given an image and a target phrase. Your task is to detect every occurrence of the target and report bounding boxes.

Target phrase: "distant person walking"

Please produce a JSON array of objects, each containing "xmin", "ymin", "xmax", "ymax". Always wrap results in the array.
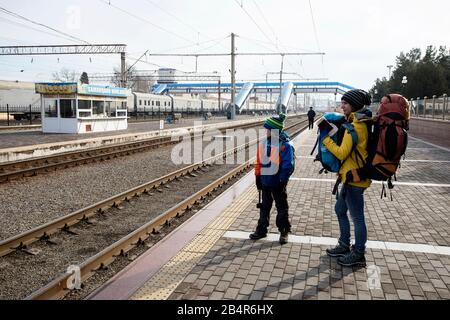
[
  {"xmin": 307, "ymin": 107, "xmax": 316, "ymax": 130},
  {"xmin": 250, "ymin": 114, "xmax": 295, "ymax": 245}
]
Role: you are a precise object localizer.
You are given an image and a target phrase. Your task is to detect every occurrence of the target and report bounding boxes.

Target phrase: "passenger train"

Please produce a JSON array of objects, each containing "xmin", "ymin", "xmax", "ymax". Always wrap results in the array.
[
  {"xmin": 128, "ymin": 92, "xmax": 275, "ymax": 117},
  {"xmin": 0, "ymin": 79, "xmax": 276, "ymax": 120}
]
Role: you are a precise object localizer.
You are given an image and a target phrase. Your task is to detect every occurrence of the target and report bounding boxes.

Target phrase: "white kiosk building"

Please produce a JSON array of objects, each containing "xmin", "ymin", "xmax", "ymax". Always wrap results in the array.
[{"xmin": 36, "ymin": 82, "xmax": 129, "ymax": 134}]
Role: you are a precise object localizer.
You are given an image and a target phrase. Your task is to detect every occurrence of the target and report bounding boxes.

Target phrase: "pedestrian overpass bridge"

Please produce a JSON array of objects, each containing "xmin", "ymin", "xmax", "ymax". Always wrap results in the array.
[{"xmin": 157, "ymin": 81, "xmax": 355, "ymax": 95}]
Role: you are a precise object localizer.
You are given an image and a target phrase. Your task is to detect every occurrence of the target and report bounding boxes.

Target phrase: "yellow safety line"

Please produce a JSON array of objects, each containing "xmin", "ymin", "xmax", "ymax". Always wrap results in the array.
[{"xmin": 130, "ymin": 187, "xmax": 257, "ymax": 300}]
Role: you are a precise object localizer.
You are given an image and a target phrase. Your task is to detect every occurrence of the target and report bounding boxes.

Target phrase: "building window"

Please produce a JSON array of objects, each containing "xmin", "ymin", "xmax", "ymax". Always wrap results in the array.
[
  {"xmin": 78, "ymin": 99, "xmax": 92, "ymax": 118},
  {"xmin": 93, "ymin": 101, "xmax": 105, "ymax": 116},
  {"xmin": 44, "ymin": 98, "xmax": 57, "ymax": 117},
  {"xmin": 60, "ymin": 99, "xmax": 76, "ymax": 118}
]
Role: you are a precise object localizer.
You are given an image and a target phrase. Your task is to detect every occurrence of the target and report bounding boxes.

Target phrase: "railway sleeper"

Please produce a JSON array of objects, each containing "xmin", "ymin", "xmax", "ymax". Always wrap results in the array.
[{"xmin": 61, "ymin": 224, "xmax": 79, "ymax": 236}]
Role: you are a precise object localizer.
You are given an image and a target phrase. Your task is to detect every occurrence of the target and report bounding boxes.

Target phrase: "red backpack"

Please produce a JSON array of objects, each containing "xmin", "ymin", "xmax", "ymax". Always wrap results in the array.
[{"xmin": 354, "ymin": 94, "xmax": 410, "ymax": 198}]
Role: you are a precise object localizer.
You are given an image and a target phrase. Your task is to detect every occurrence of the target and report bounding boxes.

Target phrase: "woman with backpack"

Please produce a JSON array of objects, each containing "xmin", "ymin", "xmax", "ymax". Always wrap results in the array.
[{"xmin": 322, "ymin": 89, "xmax": 372, "ymax": 267}]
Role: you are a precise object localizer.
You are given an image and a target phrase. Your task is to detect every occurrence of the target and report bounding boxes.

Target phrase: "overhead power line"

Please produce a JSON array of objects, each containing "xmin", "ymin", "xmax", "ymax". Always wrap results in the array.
[
  {"xmin": 252, "ymin": 0, "xmax": 279, "ymax": 47},
  {"xmin": 98, "ymin": 0, "xmax": 197, "ymax": 45},
  {"xmin": 146, "ymin": 52, "xmax": 325, "ymax": 57},
  {"xmin": 233, "ymin": 0, "xmax": 275, "ymax": 46},
  {"xmin": 143, "ymin": 0, "xmax": 228, "ymax": 51},
  {"xmin": 0, "ymin": 16, "xmax": 78, "ymax": 43},
  {"xmin": 308, "ymin": 0, "xmax": 321, "ymax": 51},
  {"xmin": 0, "ymin": 6, "xmax": 88, "ymax": 44}
]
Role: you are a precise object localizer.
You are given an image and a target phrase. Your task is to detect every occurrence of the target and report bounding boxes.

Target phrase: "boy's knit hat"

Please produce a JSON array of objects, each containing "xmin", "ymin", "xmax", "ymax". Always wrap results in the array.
[
  {"xmin": 264, "ymin": 113, "xmax": 286, "ymax": 130},
  {"xmin": 342, "ymin": 89, "xmax": 372, "ymax": 111}
]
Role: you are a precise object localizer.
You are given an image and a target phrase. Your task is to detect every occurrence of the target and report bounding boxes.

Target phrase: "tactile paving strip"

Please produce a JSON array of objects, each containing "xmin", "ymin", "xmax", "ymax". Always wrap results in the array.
[{"xmin": 130, "ymin": 187, "xmax": 257, "ymax": 300}]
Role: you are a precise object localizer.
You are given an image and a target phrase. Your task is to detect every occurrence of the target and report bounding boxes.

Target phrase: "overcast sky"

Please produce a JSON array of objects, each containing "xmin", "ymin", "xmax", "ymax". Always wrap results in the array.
[{"xmin": 0, "ymin": 0, "xmax": 449, "ymax": 90}]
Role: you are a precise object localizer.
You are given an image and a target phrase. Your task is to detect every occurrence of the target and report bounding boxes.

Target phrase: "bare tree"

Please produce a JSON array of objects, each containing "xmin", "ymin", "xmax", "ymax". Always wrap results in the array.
[
  {"xmin": 52, "ymin": 68, "xmax": 79, "ymax": 82},
  {"xmin": 110, "ymin": 64, "xmax": 154, "ymax": 92}
]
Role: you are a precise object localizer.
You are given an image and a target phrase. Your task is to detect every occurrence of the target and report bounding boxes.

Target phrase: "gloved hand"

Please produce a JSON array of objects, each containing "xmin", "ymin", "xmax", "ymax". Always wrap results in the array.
[
  {"xmin": 256, "ymin": 176, "xmax": 262, "ymax": 190},
  {"xmin": 328, "ymin": 123, "xmax": 338, "ymax": 137}
]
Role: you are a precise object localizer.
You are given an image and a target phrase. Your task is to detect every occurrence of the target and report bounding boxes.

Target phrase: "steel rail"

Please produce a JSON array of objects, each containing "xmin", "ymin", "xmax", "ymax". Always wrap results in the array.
[
  {"xmin": 0, "ymin": 118, "xmax": 307, "ymax": 257},
  {"xmin": 24, "ymin": 120, "xmax": 309, "ymax": 300},
  {"xmin": 0, "ymin": 117, "xmax": 290, "ymax": 183}
]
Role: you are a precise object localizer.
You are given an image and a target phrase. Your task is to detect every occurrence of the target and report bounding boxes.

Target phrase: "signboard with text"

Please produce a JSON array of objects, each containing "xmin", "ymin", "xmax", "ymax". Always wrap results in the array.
[{"xmin": 35, "ymin": 83, "xmax": 129, "ymax": 97}]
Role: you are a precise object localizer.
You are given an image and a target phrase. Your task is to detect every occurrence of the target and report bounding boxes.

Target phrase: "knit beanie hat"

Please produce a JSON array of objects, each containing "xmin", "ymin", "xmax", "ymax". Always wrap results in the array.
[
  {"xmin": 341, "ymin": 89, "xmax": 372, "ymax": 111},
  {"xmin": 264, "ymin": 113, "xmax": 286, "ymax": 131}
]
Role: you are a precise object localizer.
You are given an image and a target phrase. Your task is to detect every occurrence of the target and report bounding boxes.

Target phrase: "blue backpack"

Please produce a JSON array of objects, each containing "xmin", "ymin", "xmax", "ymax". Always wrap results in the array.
[{"xmin": 311, "ymin": 112, "xmax": 358, "ymax": 174}]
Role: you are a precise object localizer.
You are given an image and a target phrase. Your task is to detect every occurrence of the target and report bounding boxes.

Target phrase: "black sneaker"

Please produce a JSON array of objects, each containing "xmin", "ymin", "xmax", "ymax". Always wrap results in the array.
[
  {"xmin": 249, "ymin": 232, "xmax": 267, "ymax": 240},
  {"xmin": 337, "ymin": 249, "xmax": 366, "ymax": 267},
  {"xmin": 326, "ymin": 243, "xmax": 350, "ymax": 257},
  {"xmin": 279, "ymin": 231, "xmax": 289, "ymax": 245}
]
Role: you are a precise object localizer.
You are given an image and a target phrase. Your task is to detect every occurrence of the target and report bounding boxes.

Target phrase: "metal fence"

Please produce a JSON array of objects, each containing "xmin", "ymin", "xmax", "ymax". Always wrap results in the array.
[
  {"xmin": 369, "ymin": 94, "xmax": 449, "ymax": 121},
  {"xmin": 0, "ymin": 104, "xmax": 41, "ymax": 126},
  {"xmin": 409, "ymin": 95, "xmax": 449, "ymax": 120}
]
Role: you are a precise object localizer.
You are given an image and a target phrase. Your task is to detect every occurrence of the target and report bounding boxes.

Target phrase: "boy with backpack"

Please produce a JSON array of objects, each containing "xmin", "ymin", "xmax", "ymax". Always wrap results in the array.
[
  {"xmin": 250, "ymin": 114, "xmax": 295, "ymax": 245},
  {"xmin": 322, "ymin": 89, "xmax": 372, "ymax": 267}
]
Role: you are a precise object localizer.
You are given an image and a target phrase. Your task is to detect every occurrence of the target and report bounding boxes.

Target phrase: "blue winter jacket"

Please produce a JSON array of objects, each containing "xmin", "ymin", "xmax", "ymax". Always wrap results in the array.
[{"xmin": 255, "ymin": 131, "xmax": 296, "ymax": 188}]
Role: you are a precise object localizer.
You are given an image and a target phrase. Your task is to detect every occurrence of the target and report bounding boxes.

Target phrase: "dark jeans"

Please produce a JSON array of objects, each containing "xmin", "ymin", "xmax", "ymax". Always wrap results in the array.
[
  {"xmin": 308, "ymin": 118, "xmax": 314, "ymax": 129},
  {"xmin": 335, "ymin": 184, "xmax": 367, "ymax": 253},
  {"xmin": 256, "ymin": 186, "xmax": 291, "ymax": 234}
]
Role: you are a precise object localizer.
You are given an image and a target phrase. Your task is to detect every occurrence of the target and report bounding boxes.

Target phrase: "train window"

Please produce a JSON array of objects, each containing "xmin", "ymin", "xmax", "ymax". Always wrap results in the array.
[
  {"xmin": 164, "ymin": 101, "xmax": 167, "ymax": 107},
  {"xmin": 152, "ymin": 101, "xmax": 154, "ymax": 106},
  {"xmin": 168, "ymin": 102, "xmax": 171, "ymax": 107},
  {"xmin": 139, "ymin": 100, "xmax": 142, "ymax": 106},
  {"xmin": 44, "ymin": 98, "xmax": 57, "ymax": 117},
  {"xmin": 156, "ymin": 101, "xmax": 160, "ymax": 107},
  {"xmin": 60, "ymin": 99, "xmax": 76, "ymax": 118}
]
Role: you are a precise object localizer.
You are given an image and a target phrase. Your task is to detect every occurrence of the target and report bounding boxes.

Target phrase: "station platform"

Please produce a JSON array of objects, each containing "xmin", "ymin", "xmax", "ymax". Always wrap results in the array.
[
  {"xmin": 88, "ymin": 127, "xmax": 450, "ymax": 300},
  {"xmin": 0, "ymin": 116, "xmax": 264, "ymax": 163}
]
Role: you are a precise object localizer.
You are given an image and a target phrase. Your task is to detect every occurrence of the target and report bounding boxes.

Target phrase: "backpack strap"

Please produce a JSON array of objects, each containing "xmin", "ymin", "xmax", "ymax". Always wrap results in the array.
[
  {"xmin": 343, "ymin": 123, "xmax": 370, "ymax": 169},
  {"xmin": 310, "ymin": 135, "xmax": 319, "ymax": 156},
  {"xmin": 341, "ymin": 123, "xmax": 361, "ymax": 165}
]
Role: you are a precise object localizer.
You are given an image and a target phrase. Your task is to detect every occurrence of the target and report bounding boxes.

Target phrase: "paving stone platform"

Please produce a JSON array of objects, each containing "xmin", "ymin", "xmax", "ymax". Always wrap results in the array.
[{"xmin": 90, "ymin": 126, "xmax": 450, "ymax": 300}]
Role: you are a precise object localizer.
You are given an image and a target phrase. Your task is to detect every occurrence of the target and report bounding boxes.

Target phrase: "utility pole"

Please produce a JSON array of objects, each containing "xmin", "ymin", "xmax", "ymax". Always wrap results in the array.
[
  {"xmin": 195, "ymin": 55, "xmax": 198, "ymax": 73},
  {"xmin": 231, "ymin": 33, "xmax": 236, "ymax": 120},
  {"xmin": 279, "ymin": 54, "xmax": 285, "ymax": 92},
  {"xmin": 218, "ymin": 79, "xmax": 221, "ymax": 113},
  {"xmin": 121, "ymin": 51, "xmax": 126, "ymax": 88}
]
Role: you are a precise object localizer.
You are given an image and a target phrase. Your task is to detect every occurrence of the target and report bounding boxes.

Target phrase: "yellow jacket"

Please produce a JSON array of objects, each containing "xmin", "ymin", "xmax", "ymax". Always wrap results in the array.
[{"xmin": 322, "ymin": 113, "xmax": 372, "ymax": 188}]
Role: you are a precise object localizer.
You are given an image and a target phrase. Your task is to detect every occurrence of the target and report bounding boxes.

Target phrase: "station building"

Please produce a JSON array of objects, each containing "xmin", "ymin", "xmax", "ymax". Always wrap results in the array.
[{"xmin": 35, "ymin": 82, "xmax": 129, "ymax": 134}]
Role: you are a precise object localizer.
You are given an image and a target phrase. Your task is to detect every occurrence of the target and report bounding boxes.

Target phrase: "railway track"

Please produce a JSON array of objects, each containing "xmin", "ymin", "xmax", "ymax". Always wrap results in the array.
[
  {"xmin": 0, "ymin": 117, "xmax": 305, "ymax": 184},
  {"xmin": 0, "ymin": 118, "xmax": 308, "ymax": 300}
]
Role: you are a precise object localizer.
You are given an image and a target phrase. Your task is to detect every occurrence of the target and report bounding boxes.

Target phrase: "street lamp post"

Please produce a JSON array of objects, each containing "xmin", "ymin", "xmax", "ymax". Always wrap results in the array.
[
  {"xmin": 387, "ymin": 65, "xmax": 393, "ymax": 79},
  {"xmin": 401, "ymin": 76, "xmax": 408, "ymax": 97}
]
